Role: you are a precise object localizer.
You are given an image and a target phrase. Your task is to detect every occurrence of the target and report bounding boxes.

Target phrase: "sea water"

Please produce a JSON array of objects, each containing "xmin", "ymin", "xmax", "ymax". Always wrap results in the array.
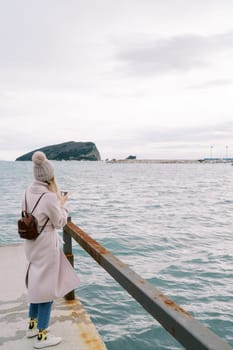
[{"xmin": 0, "ymin": 160, "xmax": 232, "ymax": 349}]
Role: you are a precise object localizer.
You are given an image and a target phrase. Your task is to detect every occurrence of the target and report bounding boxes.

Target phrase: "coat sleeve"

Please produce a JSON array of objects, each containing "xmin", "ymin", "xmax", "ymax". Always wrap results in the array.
[{"xmin": 44, "ymin": 193, "xmax": 68, "ymax": 229}]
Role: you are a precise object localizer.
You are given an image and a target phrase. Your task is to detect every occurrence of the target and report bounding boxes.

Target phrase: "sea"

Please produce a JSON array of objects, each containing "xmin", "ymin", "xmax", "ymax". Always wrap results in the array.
[{"xmin": 0, "ymin": 160, "xmax": 233, "ymax": 350}]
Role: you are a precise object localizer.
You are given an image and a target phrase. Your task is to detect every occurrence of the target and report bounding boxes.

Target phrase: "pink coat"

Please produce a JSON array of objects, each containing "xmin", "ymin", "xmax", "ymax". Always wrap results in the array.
[{"xmin": 23, "ymin": 180, "xmax": 80, "ymax": 303}]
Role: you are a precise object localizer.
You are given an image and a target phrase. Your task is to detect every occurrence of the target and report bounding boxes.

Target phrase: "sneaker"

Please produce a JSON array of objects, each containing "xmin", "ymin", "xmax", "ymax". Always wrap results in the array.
[
  {"xmin": 26, "ymin": 319, "xmax": 38, "ymax": 338},
  {"xmin": 33, "ymin": 330, "xmax": 62, "ymax": 349}
]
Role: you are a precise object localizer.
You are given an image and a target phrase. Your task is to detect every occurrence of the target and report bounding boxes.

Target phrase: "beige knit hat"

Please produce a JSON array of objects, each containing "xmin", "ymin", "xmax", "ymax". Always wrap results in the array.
[{"xmin": 32, "ymin": 151, "xmax": 54, "ymax": 182}]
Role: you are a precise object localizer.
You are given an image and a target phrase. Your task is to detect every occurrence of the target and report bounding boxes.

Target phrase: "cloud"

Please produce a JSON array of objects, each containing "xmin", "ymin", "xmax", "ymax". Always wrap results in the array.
[
  {"xmin": 94, "ymin": 122, "xmax": 233, "ymax": 158},
  {"xmin": 116, "ymin": 122, "xmax": 233, "ymax": 159},
  {"xmin": 116, "ymin": 30, "xmax": 233, "ymax": 76},
  {"xmin": 189, "ymin": 79, "xmax": 233, "ymax": 90},
  {"xmin": 137, "ymin": 122, "xmax": 233, "ymax": 144}
]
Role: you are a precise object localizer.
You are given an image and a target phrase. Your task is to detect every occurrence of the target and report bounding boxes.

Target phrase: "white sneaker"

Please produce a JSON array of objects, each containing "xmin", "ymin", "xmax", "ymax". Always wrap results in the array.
[{"xmin": 33, "ymin": 331, "xmax": 62, "ymax": 349}]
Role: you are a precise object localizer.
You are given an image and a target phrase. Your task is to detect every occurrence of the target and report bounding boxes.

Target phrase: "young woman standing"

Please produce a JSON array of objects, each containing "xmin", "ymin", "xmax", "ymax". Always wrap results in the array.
[{"xmin": 22, "ymin": 151, "xmax": 80, "ymax": 348}]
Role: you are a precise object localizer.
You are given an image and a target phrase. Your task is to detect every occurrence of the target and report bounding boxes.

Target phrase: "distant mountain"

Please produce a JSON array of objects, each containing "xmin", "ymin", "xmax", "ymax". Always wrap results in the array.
[{"xmin": 16, "ymin": 141, "xmax": 101, "ymax": 161}]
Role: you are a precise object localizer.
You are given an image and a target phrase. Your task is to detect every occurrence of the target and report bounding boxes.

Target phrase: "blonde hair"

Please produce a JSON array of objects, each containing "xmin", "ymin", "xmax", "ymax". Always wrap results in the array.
[{"xmin": 47, "ymin": 177, "xmax": 62, "ymax": 200}]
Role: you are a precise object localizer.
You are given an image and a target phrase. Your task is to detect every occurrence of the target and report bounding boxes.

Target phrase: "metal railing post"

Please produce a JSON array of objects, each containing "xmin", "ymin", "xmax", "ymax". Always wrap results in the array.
[{"xmin": 63, "ymin": 216, "xmax": 75, "ymax": 300}]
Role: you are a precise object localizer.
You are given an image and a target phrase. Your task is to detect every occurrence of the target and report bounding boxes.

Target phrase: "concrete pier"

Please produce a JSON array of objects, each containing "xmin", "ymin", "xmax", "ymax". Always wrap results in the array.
[{"xmin": 0, "ymin": 244, "xmax": 107, "ymax": 350}]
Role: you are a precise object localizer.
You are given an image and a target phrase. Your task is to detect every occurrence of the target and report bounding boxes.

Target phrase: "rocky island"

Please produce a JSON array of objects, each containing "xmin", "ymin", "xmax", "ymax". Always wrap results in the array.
[{"xmin": 16, "ymin": 141, "xmax": 101, "ymax": 161}]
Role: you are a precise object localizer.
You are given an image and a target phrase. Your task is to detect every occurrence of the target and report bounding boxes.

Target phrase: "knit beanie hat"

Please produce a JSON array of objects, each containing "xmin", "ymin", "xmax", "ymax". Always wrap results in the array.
[{"xmin": 32, "ymin": 151, "xmax": 54, "ymax": 182}]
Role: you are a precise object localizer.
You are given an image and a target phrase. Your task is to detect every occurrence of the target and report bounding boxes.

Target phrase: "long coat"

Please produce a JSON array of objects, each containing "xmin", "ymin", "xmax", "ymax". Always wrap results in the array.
[{"xmin": 23, "ymin": 180, "xmax": 80, "ymax": 303}]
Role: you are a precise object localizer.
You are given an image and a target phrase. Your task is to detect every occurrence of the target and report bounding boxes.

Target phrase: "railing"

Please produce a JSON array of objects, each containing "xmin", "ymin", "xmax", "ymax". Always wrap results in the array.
[{"xmin": 63, "ymin": 218, "xmax": 233, "ymax": 350}]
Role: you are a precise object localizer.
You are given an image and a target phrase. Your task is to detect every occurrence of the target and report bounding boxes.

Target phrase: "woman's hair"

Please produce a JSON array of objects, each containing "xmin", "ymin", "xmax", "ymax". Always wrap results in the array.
[{"xmin": 47, "ymin": 177, "xmax": 62, "ymax": 200}]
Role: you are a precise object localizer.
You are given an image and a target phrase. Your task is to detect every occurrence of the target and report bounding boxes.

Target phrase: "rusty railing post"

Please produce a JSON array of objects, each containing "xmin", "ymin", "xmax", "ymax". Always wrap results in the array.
[
  {"xmin": 63, "ymin": 216, "xmax": 75, "ymax": 300},
  {"xmin": 64, "ymin": 220, "xmax": 233, "ymax": 350}
]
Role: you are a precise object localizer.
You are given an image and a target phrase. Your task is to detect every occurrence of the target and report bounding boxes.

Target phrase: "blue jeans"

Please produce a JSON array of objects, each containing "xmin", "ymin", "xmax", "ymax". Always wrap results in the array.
[{"xmin": 29, "ymin": 302, "xmax": 53, "ymax": 330}]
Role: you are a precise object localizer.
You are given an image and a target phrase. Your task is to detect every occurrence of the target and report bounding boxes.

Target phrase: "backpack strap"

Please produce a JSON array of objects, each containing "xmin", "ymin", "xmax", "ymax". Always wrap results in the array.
[
  {"xmin": 39, "ymin": 217, "xmax": 50, "ymax": 234},
  {"xmin": 25, "ymin": 192, "xmax": 49, "ymax": 234},
  {"xmin": 24, "ymin": 192, "xmax": 46, "ymax": 213},
  {"xmin": 31, "ymin": 193, "xmax": 47, "ymax": 213}
]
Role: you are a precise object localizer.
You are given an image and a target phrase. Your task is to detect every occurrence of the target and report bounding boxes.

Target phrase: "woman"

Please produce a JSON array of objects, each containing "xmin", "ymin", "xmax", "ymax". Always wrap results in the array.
[{"xmin": 22, "ymin": 151, "xmax": 80, "ymax": 349}]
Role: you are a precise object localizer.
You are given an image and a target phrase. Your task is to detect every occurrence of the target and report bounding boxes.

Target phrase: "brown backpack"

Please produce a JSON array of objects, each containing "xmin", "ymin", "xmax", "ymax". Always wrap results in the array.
[{"xmin": 18, "ymin": 193, "xmax": 49, "ymax": 240}]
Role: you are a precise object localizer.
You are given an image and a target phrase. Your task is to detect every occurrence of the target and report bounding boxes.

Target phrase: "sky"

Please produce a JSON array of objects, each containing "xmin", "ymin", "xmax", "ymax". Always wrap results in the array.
[{"xmin": 1, "ymin": 0, "xmax": 233, "ymax": 160}]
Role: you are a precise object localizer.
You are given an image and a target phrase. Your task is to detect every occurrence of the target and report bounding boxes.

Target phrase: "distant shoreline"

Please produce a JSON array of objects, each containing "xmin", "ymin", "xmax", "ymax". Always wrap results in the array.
[{"xmin": 105, "ymin": 159, "xmax": 233, "ymax": 164}]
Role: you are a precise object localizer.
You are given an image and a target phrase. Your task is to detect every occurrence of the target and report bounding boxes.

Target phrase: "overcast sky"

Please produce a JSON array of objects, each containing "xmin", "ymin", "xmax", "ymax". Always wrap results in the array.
[{"xmin": 1, "ymin": 0, "xmax": 233, "ymax": 160}]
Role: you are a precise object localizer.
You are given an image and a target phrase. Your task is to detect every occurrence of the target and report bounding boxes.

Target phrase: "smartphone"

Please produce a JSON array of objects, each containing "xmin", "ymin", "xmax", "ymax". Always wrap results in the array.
[{"xmin": 61, "ymin": 191, "xmax": 68, "ymax": 196}]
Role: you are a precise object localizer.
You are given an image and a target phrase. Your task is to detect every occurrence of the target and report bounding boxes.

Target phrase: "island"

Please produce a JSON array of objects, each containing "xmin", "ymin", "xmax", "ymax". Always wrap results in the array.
[{"xmin": 16, "ymin": 141, "xmax": 101, "ymax": 161}]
